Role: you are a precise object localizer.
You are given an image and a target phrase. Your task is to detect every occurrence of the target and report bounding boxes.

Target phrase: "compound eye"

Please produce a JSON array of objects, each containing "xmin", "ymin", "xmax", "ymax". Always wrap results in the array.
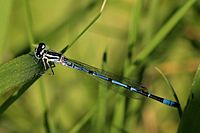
[
  {"xmin": 35, "ymin": 42, "xmax": 46, "ymax": 59},
  {"xmin": 38, "ymin": 42, "xmax": 46, "ymax": 50}
]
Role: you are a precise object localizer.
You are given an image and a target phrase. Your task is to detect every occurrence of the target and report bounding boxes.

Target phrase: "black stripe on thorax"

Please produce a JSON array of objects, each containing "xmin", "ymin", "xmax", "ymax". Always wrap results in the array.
[{"xmin": 44, "ymin": 51, "xmax": 62, "ymax": 60}]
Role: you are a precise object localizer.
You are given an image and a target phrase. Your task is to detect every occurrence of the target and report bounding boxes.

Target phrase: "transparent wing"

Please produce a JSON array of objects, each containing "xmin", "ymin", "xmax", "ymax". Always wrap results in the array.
[
  {"xmin": 65, "ymin": 57, "xmax": 148, "ymax": 99},
  {"xmin": 59, "ymin": 56, "xmax": 180, "ymax": 107}
]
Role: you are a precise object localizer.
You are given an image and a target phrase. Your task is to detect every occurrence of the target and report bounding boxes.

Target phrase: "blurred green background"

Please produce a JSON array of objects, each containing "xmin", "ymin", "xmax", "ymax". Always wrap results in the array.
[{"xmin": 0, "ymin": 0, "xmax": 199, "ymax": 133}]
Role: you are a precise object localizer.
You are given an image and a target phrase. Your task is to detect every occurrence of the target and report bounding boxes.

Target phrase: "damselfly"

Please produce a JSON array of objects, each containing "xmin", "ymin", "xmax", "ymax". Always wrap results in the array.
[{"xmin": 34, "ymin": 42, "xmax": 179, "ymax": 108}]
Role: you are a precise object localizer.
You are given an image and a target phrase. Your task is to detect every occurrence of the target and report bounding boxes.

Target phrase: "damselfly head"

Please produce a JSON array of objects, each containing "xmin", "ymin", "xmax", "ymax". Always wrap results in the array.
[{"xmin": 34, "ymin": 42, "xmax": 46, "ymax": 59}]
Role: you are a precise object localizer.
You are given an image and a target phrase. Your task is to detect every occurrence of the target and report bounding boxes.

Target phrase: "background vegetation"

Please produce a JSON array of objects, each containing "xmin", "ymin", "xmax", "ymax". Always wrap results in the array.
[{"xmin": 0, "ymin": 0, "xmax": 199, "ymax": 133}]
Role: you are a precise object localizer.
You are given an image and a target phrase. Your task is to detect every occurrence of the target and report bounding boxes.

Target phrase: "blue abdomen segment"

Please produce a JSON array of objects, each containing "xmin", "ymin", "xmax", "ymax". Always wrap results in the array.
[{"xmin": 163, "ymin": 99, "xmax": 179, "ymax": 107}]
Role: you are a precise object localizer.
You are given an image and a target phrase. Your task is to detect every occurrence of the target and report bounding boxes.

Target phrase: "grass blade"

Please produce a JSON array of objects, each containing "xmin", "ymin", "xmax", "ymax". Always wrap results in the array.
[
  {"xmin": 44, "ymin": 109, "xmax": 51, "ymax": 133},
  {"xmin": 0, "ymin": 0, "xmax": 13, "ymax": 62},
  {"xmin": 178, "ymin": 64, "xmax": 200, "ymax": 133},
  {"xmin": 69, "ymin": 107, "xmax": 95, "ymax": 133},
  {"xmin": 155, "ymin": 67, "xmax": 182, "ymax": 116},
  {"xmin": 110, "ymin": 95, "xmax": 126, "ymax": 133},
  {"xmin": 91, "ymin": 51, "xmax": 108, "ymax": 133},
  {"xmin": 22, "ymin": 0, "xmax": 35, "ymax": 47},
  {"xmin": 128, "ymin": 0, "xmax": 143, "ymax": 46},
  {"xmin": 135, "ymin": 0, "xmax": 196, "ymax": 63},
  {"xmin": 60, "ymin": 0, "xmax": 107, "ymax": 54}
]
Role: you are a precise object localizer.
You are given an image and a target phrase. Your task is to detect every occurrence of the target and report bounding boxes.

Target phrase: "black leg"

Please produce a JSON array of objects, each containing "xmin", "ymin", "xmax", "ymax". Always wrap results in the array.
[
  {"xmin": 48, "ymin": 61, "xmax": 54, "ymax": 75},
  {"xmin": 45, "ymin": 59, "xmax": 54, "ymax": 75},
  {"xmin": 42, "ymin": 58, "xmax": 48, "ymax": 70}
]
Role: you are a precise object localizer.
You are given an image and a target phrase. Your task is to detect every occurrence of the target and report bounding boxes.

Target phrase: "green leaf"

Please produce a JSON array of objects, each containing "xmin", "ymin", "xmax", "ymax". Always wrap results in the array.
[
  {"xmin": 0, "ymin": 53, "xmax": 43, "ymax": 114},
  {"xmin": 178, "ymin": 65, "xmax": 200, "ymax": 133}
]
